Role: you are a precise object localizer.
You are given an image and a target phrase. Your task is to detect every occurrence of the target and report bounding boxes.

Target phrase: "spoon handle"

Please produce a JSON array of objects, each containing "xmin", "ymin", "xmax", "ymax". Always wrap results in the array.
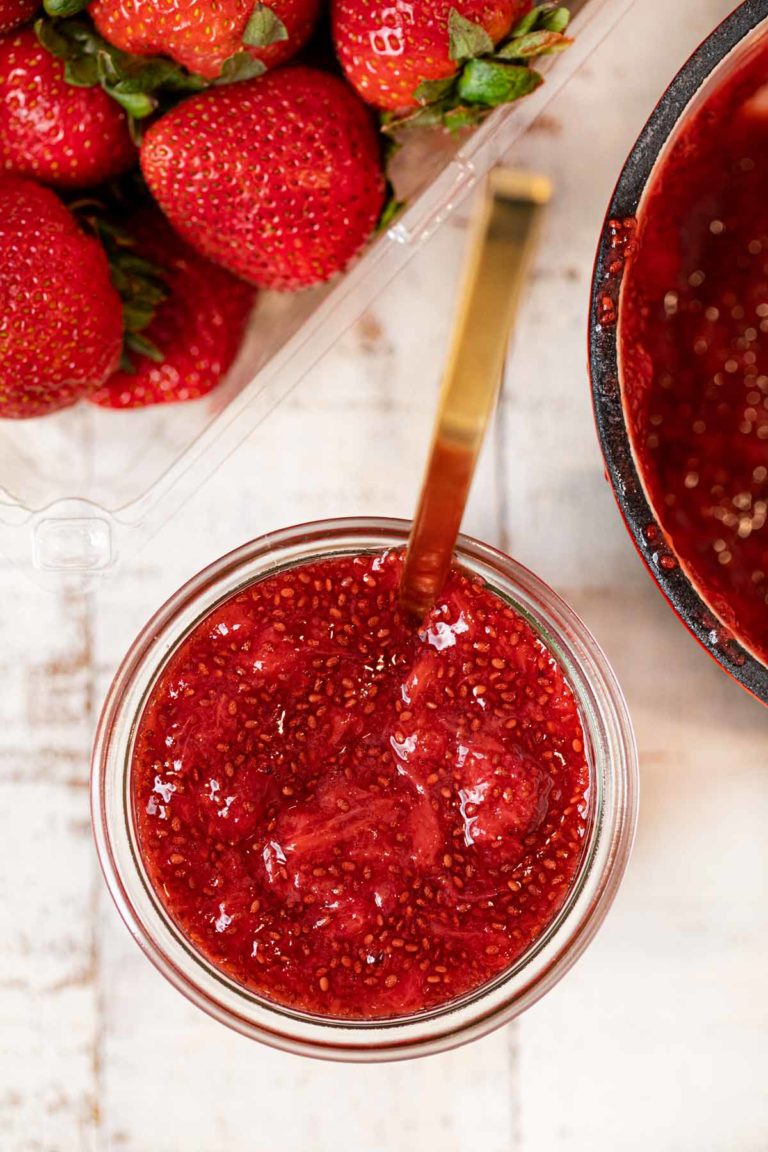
[{"xmin": 399, "ymin": 168, "xmax": 551, "ymax": 619}]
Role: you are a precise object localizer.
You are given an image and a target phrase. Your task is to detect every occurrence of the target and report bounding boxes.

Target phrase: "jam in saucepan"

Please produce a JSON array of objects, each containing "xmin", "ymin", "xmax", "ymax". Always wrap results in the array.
[
  {"xmin": 619, "ymin": 33, "xmax": 768, "ymax": 662},
  {"xmin": 132, "ymin": 549, "xmax": 590, "ymax": 1020}
]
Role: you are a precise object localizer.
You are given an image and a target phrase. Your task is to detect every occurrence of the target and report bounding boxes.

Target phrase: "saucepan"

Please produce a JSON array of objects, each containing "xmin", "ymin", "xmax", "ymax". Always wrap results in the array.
[{"xmin": 589, "ymin": 0, "xmax": 768, "ymax": 704}]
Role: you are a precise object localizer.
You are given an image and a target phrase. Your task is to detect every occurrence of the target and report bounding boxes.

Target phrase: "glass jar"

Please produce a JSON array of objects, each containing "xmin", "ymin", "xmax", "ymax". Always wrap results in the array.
[{"xmin": 92, "ymin": 517, "xmax": 638, "ymax": 1062}]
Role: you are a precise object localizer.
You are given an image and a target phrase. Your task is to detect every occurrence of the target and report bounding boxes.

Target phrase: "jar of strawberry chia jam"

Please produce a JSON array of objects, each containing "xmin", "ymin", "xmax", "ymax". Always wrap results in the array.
[{"xmin": 92, "ymin": 518, "xmax": 637, "ymax": 1060}]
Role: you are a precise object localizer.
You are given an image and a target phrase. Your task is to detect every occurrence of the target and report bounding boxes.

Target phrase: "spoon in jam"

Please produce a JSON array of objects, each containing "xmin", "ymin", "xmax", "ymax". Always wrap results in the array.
[{"xmin": 399, "ymin": 168, "xmax": 551, "ymax": 619}]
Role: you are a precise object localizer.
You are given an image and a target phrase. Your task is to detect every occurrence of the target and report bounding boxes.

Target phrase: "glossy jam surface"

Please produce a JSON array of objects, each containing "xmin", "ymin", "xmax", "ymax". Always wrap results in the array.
[
  {"xmin": 620, "ymin": 34, "xmax": 768, "ymax": 662},
  {"xmin": 132, "ymin": 550, "xmax": 590, "ymax": 1020}
]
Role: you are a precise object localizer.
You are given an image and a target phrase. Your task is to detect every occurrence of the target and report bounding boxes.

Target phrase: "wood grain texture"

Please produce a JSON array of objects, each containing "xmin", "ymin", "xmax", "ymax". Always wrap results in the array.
[
  {"xmin": 0, "ymin": 574, "xmax": 99, "ymax": 1150},
  {"xmin": 2, "ymin": 0, "xmax": 767, "ymax": 1148}
]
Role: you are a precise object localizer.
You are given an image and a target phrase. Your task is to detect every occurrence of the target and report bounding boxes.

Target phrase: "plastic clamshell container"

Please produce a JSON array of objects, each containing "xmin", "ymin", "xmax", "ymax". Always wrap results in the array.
[{"xmin": 0, "ymin": 0, "xmax": 634, "ymax": 585}]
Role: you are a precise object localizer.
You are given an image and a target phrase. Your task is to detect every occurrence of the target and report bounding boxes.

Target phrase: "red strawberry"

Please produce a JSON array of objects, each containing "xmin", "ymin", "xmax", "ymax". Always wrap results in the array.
[
  {"xmin": 332, "ymin": 0, "xmax": 532, "ymax": 110},
  {"xmin": 0, "ymin": 0, "xmax": 37, "ymax": 35},
  {"xmin": 0, "ymin": 175, "xmax": 123, "ymax": 418},
  {"xmin": 332, "ymin": 0, "xmax": 573, "ymax": 130},
  {"xmin": 140, "ymin": 67, "xmax": 386, "ymax": 291},
  {"xmin": 89, "ymin": 209, "xmax": 256, "ymax": 408},
  {"xmin": 89, "ymin": 0, "xmax": 321, "ymax": 81},
  {"xmin": 0, "ymin": 26, "xmax": 135, "ymax": 188}
]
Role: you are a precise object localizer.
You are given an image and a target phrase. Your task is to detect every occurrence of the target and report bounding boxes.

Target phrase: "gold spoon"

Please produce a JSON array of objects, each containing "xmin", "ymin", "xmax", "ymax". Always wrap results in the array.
[{"xmin": 399, "ymin": 167, "xmax": 552, "ymax": 620}]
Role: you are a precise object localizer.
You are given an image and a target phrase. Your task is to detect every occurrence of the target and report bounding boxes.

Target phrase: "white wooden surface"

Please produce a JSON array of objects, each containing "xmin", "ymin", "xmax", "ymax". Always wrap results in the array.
[{"xmin": 2, "ymin": 1, "xmax": 768, "ymax": 1147}]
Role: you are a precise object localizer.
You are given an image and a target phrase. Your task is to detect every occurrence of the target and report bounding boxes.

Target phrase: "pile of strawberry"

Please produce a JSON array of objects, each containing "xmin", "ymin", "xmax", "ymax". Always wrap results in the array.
[{"xmin": 0, "ymin": 0, "xmax": 570, "ymax": 418}]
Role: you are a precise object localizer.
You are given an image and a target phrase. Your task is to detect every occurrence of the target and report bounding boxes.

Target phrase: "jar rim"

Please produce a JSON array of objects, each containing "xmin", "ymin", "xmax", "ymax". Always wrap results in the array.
[{"xmin": 91, "ymin": 516, "xmax": 638, "ymax": 1061}]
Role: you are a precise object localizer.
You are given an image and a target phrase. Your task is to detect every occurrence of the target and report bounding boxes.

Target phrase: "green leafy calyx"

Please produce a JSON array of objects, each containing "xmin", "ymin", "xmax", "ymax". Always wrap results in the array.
[
  {"xmin": 214, "ymin": 51, "xmax": 266, "ymax": 85},
  {"xmin": 457, "ymin": 58, "xmax": 542, "ymax": 106},
  {"xmin": 36, "ymin": 15, "xmax": 208, "ymax": 130},
  {"xmin": 386, "ymin": 3, "xmax": 571, "ymax": 133},
  {"xmin": 447, "ymin": 9, "xmax": 494, "ymax": 62},
  {"xmin": 42, "ymin": 0, "xmax": 88, "ymax": 17},
  {"xmin": 71, "ymin": 201, "xmax": 169, "ymax": 368},
  {"xmin": 377, "ymin": 185, "xmax": 405, "ymax": 233},
  {"xmin": 35, "ymin": 13, "xmax": 269, "ymax": 133},
  {"xmin": 242, "ymin": 4, "xmax": 289, "ymax": 49}
]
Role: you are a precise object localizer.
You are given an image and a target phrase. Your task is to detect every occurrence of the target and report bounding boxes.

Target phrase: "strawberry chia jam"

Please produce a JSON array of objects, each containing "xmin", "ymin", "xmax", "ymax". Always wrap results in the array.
[
  {"xmin": 132, "ymin": 548, "xmax": 590, "ymax": 1020},
  {"xmin": 619, "ymin": 34, "xmax": 768, "ymax": 662}
]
